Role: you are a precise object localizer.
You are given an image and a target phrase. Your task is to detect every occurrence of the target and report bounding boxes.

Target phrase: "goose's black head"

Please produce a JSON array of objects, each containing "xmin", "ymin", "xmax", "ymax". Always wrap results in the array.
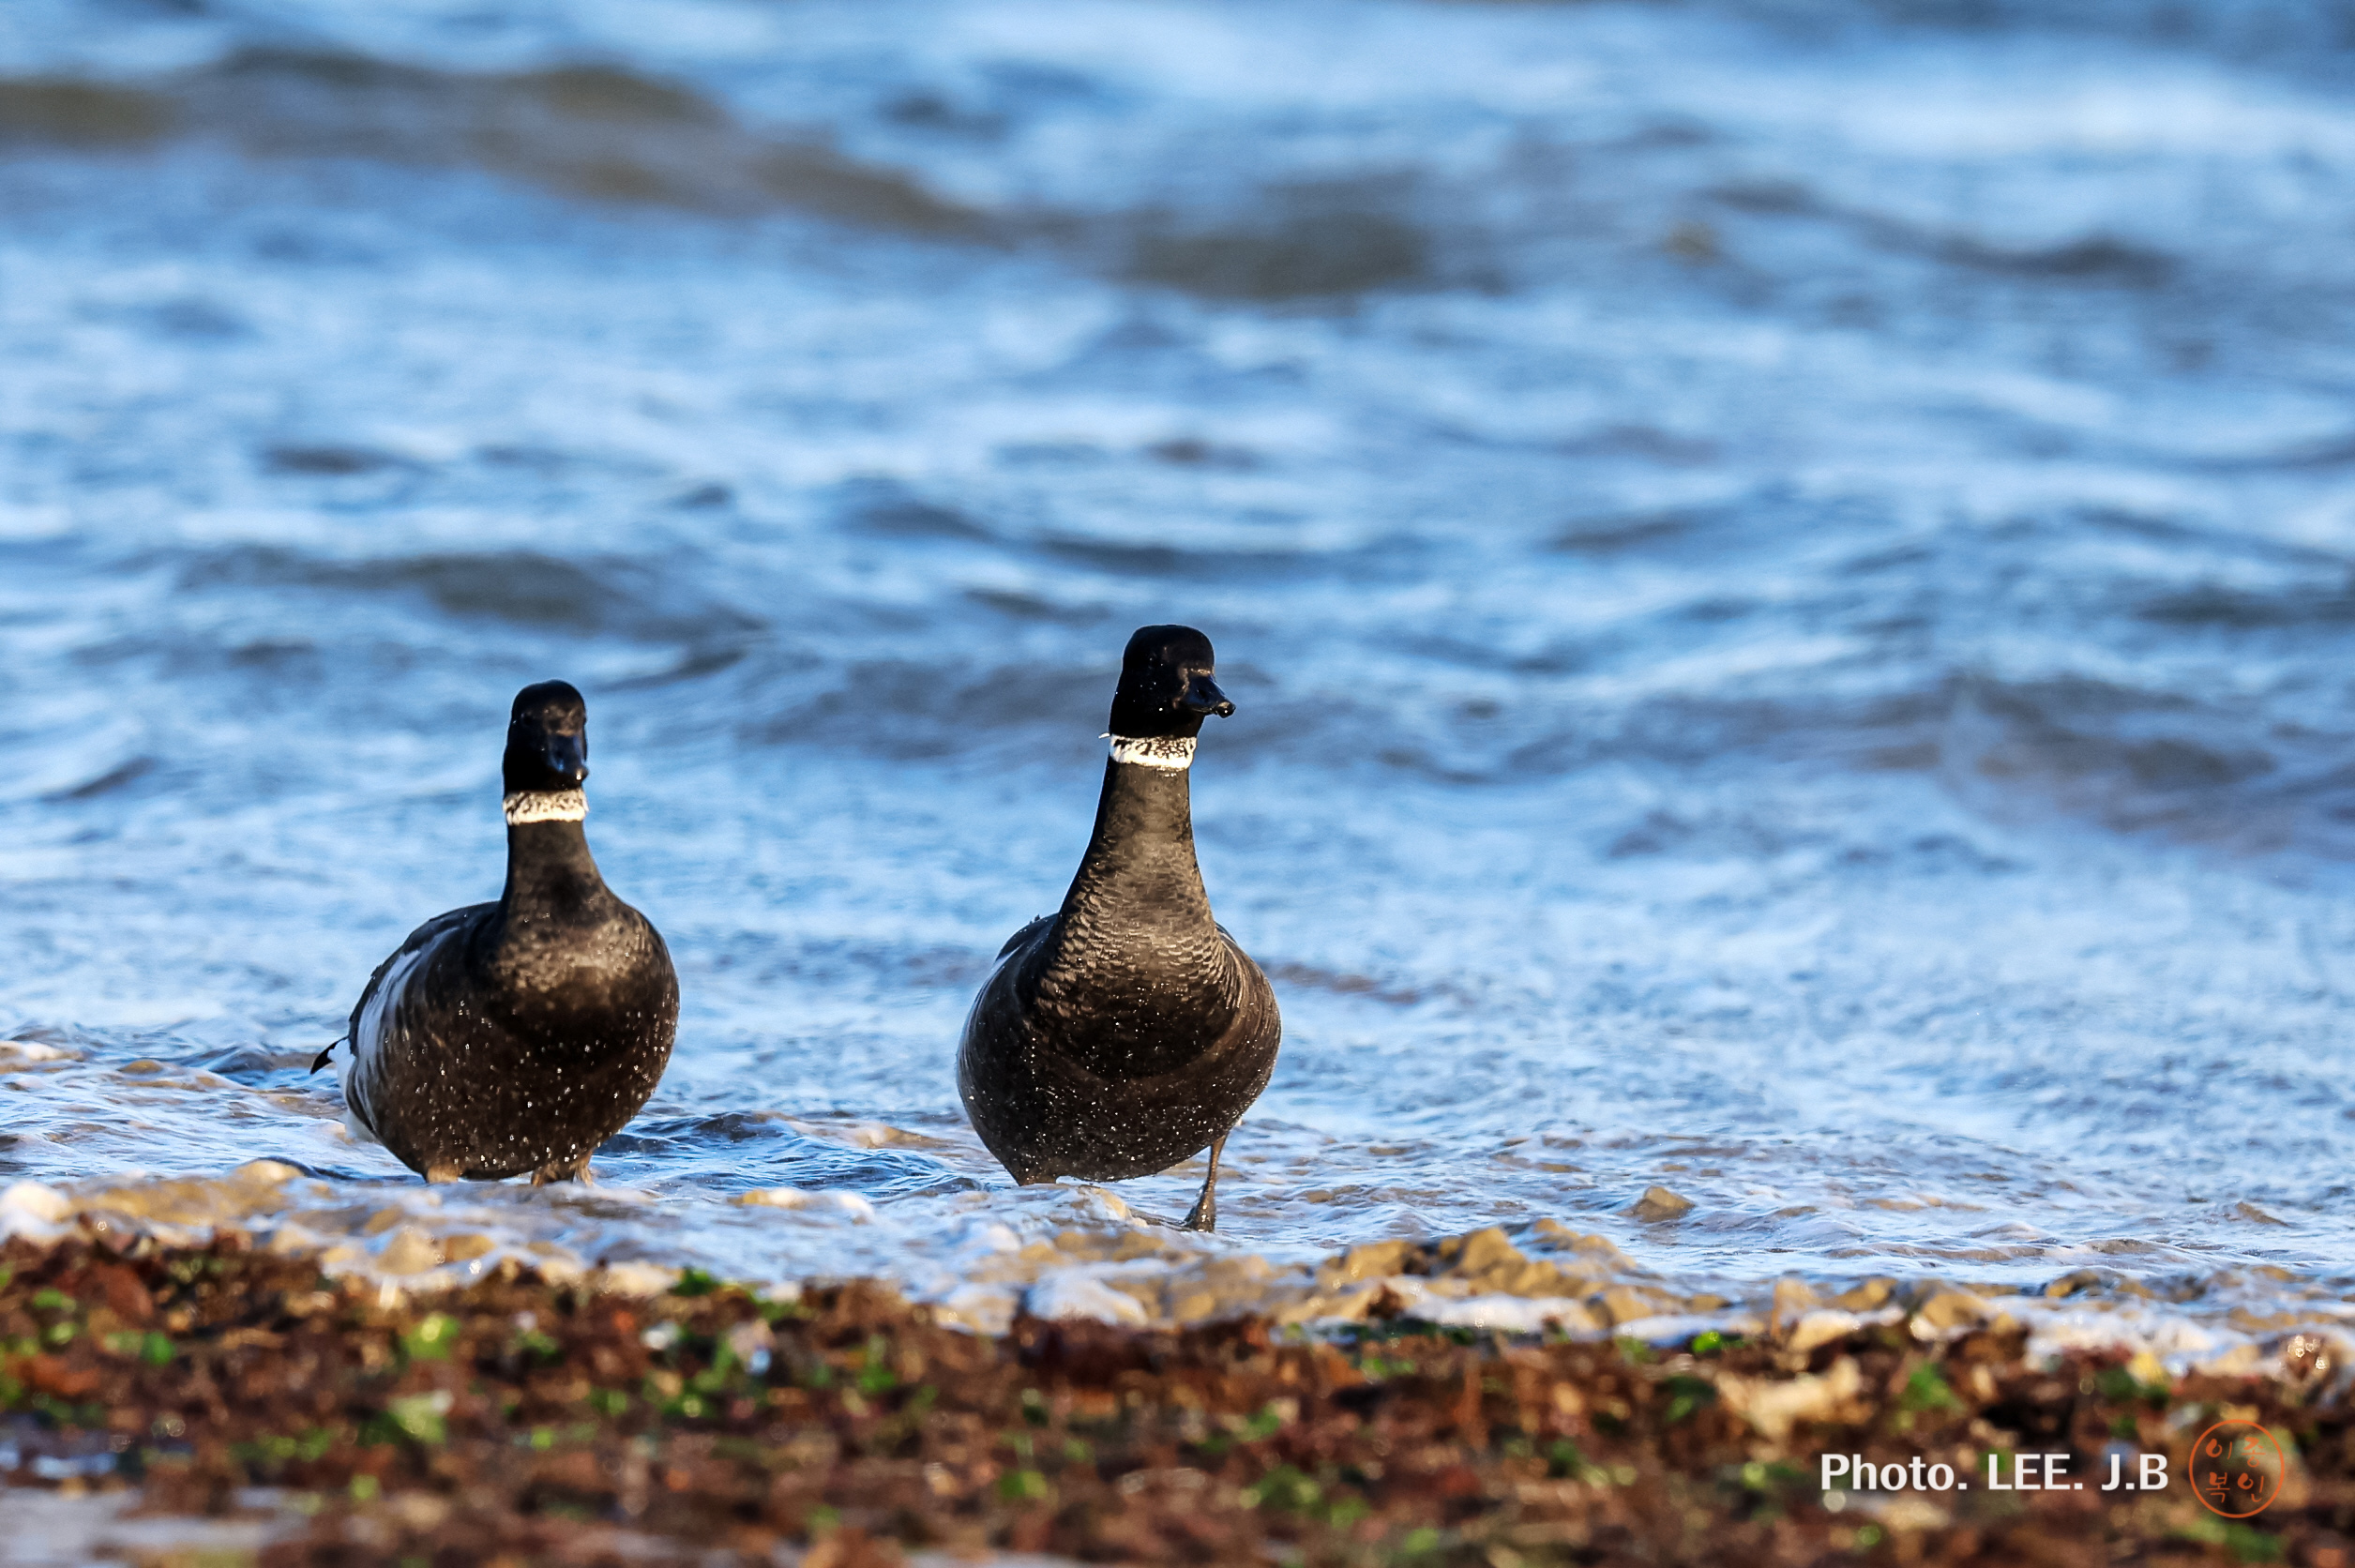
[
  {"xmin": 504, "ymin": 681, "xmax": 590, "ymax": 793},
  {"xmin": 1107, "ymin": 625, "xmax": 1233, "ymax": 740}
]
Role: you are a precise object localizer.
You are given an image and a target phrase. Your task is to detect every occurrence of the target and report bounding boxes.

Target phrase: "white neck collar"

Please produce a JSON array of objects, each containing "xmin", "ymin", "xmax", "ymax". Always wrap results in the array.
[
  {"xmin": 504, "ymin": 789, "xmax": 587, "ymax": 825},
  {"xmin": 1106, "ymin": 733, "xmax": 1195, "ymax": 770}
]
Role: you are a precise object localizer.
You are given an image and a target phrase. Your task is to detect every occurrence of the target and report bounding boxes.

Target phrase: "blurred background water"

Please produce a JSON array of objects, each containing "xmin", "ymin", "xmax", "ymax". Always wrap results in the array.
[{"xmin": 6, "ymin": 0, "xmax": 2355, "ymax": 1348}]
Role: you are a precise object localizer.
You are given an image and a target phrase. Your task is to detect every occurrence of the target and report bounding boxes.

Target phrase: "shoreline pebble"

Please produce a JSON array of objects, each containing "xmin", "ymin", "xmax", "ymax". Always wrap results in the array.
[{"xmin": 5, "ymin": 1233, "xmax": 2352, "ymax": 1564}]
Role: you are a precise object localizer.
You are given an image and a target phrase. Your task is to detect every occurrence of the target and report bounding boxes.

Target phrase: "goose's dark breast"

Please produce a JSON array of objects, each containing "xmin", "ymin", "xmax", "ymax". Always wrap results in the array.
[
  {"xmin": 957, "ymin": 919, "xmax": 1280, "ymax": 1183},
  {"xmin": 349, "ymin": 904, "xmax": 677, "ymax": 1180}
]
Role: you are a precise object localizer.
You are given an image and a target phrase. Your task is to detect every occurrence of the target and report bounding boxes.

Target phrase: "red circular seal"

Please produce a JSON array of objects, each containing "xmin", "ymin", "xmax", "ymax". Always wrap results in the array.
[{"xmin": 2189, "ymin": 1421, "xmax": 2284, "ymax": 1519}]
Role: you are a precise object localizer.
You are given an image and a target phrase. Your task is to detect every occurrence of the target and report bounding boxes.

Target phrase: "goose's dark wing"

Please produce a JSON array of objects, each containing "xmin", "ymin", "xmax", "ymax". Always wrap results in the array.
[
  {"xmin": 315, "ymin": 903, "xmax": 493, "ymax": 1071},
  {"xmin": 996, "ymin": 914, "xmax": 1054, "ymax": 960}
]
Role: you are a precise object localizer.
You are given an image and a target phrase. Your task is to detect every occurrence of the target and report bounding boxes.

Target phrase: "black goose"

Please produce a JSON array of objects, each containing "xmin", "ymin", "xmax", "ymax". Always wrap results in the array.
[
  {"xmin": 958, "ymin": 625, "xmax": 1280, "ymax": 1230},
  {"xmin": 313, "ymin": 681, "xmax": 678, "ymax": 1184}
]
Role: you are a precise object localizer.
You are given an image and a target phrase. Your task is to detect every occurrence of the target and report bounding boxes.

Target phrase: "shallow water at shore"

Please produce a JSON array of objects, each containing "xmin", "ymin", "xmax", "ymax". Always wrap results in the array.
[{"xmin": 6, "ymin": 0, "xmax": 2355, "ymax": 1358}]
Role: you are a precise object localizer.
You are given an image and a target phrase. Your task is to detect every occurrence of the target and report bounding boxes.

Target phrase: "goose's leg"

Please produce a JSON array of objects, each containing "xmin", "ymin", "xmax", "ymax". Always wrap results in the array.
[
  {"xmin": 1181, "ymin": 1134, "xmax": 1226, "ymax": 1232},
  {"xmin": 424, "ymin": 1163, "xmax": 461, "ymax": 1184},
  {"xmin": 532, "ymin": 1154, "xmax": 595, "ymax": 1185}
]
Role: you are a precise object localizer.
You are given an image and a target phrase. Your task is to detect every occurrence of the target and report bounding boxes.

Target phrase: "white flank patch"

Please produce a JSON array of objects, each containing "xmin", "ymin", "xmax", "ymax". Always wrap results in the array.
[
  {"xmin": 342, "ymin": 941, "xmax": 430, "ymax": 1147},
  {"xmin": 504, "ymin": 789, "xmax": 588, "ymax": 824},
  {"xmin": 1106, "ymin": 733, "xmax": 1196, "ymax": 770}
]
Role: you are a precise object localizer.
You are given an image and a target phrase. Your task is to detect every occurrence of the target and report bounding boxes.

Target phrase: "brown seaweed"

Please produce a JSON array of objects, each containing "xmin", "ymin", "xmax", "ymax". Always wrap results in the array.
[{"xmin": 2, "ymin": 1234, "xmax": 2346, "ymax": 1565}]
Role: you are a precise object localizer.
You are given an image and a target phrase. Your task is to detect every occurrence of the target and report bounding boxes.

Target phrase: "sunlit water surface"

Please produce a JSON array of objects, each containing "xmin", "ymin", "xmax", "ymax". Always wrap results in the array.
[{"xmin": 5, "ymin": 0, "xmax": 2355, "ymax": 1360}]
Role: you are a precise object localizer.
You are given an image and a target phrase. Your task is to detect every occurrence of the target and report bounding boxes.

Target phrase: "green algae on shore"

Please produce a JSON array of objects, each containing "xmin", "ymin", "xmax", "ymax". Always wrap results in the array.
[{"xmin": 3, "ymin": 1235, "xmax": 2351, "ymax": 1566}]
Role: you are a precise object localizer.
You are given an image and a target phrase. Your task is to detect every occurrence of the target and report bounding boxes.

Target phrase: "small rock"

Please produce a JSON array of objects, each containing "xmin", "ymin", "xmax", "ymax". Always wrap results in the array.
[
  {"xmin": 1912, "ymin": 1289, "xmax": 1989, "ymax": 1333},
  {"xmin": 1594, "ymin": 1285, "xmax": 1680, "ymax": 1326},
  {"xmin": 1505, "ymin": 1261, "xmax": 1584, "ymax": 1296},
  {"xmin": 1787, "ymin": 1310, "xmax": 1863, "ymax": 1355},
  {"xmin": 1025, "ymin": 1271, "xmax": 1150, "ymax": 1327},
  {"xmin": 1832, "ymin": 1278, "xmax": 1895, "ymax": 1312},
  {"xmin": 375, "ymin": 1226, "xmax": 443, "ymax": 1276},
  {"xmin": 928, "ymin": 1283, "xmax": 1019, "ymax": 1335},
  {"xmin": 1874, "ymin": 1496, "xmax": 1952, "ymax": 1532},
  {"xmin": 1717, "ymin": 1356, "xmax": 1864, "ymax": 1441},
  {"xmin": 2197, "ymin": 1342, "xmax": 2263, "ymax": 1379},
  {"xmin": 1109, "ymin": 1230, "xmax": 1167, "ymax": 1262},
  {"xmin": 1155, "ymin": 1254, "xmax": 1288, "ymax": 1324},
  {"xmin": 1320, "ymin": 1240, "xmax": 1412, "ymax": 1287},
  {"xmin": 1434, "ymin": 1229, "xmax": 1584, "ymax": 1296},
  {"xmin": 371, "ymin": 1224, "xmax": 443, "ymax": 1271},
  {"xmin": 1, "ymin": 1181, "xmax": 72, "ymax": 1225},
  {"xmin": 598, "ymin": 1262, "xmax": 679, "ymax": 1297},
  {"xmin": 0, "ymin": 1040, "xmax": 68, "ymax": 1063},
  {"xmin": 1529, "ymin": 1220, "xmax": 1631, "ymax": 1263},
  {"xmin": 1632, "ymin": 1186, "xmax": 1694, "ymax": 1223},
  {"xmin": 1540, "ymin": 1299, "xmax": 1607, "ymax": 1334},
  {"xmin": 524, "ymin": 1243, "xmax": 586, "ymax": 1285},
  {"xmin": 1169, "ymin": 1289, "xmax": 1218, "ymax": 1323},
  {"xmin": 724, "ymin": 1319, "xmax": 776, "ymax": 1364},
  {"xmin": 739, "ymin": 1187, "xmax": 875, "ymax": 1221},
  {"xmin": 1274, "ymin": 1286, "xmax": 1381, "ymax": 1325},
  {"xmin": 1441, "ymin": 1228, "xmax": 1524, "ymax": 1275}
]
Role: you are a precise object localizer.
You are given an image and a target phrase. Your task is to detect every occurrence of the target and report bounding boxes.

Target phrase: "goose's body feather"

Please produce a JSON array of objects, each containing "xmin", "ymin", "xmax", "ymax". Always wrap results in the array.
[
  {"xmin": 335, "ymin": 874, "xmax": 676, "ymax": 1181},
  {"xmin": 960, "ymin": 903, "xmax": 1278, "ymax": 1183},
  {"xmin": 340, "ymin": 904, "xmax": 481, "ymax": 1148},
  {"xmin": 959, "ymin": 674, "xmax": 1280, "ymax": 1229},
  {"xmin": 324, "ymin": 684, "xmax": 678, "ymax": 1184}
]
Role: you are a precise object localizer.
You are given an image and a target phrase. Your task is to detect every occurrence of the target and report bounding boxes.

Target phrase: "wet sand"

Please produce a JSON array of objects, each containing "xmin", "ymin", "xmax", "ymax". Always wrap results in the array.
[{"xmin": 4, "ymin": 1231, "xmax": 2348, "ymax": 1566}]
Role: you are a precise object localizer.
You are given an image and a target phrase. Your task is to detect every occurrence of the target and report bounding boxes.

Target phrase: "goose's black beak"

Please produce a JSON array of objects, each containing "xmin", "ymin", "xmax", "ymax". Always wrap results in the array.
[
  {"xmin": 1178, "ymin": 673, "xmax": 1234, "ymax": 717},
  {"xmin": 544, "ymin": 732, "xmax": 588, "ymax": 785}
]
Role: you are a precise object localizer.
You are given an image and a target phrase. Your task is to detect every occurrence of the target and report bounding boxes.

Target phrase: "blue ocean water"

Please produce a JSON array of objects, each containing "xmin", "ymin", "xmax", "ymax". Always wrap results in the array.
[{"xmin": 4, "ymin": 0, "xmax": 2355, "ymax": 1348}]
